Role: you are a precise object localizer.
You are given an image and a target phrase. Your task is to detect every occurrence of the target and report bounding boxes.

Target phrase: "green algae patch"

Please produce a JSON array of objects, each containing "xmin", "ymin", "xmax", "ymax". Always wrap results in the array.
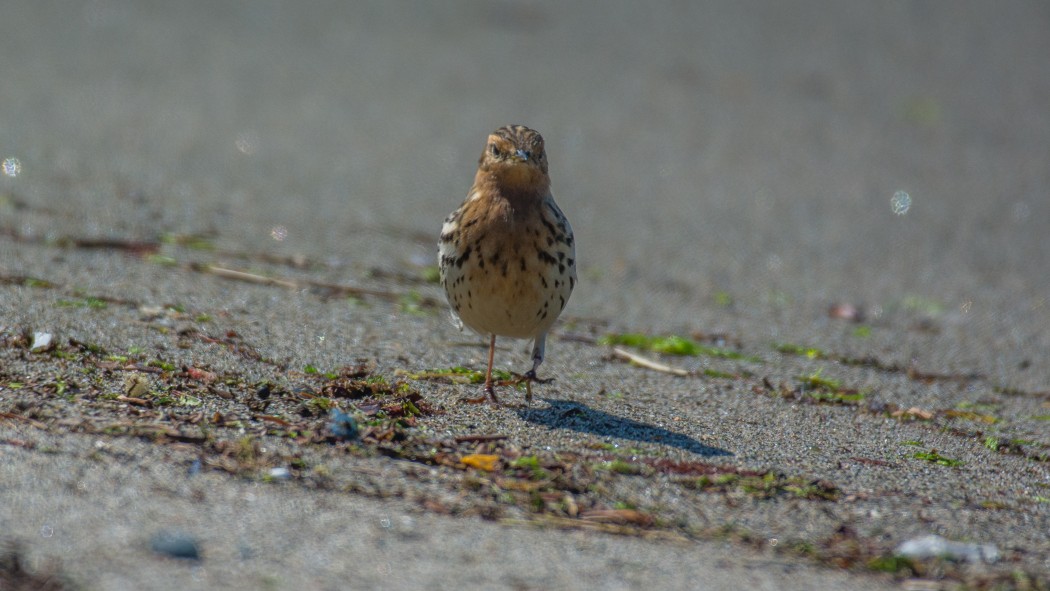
[
  {"xmin": 684, "ymin": 471, "xmax": 838, "ymax": 501},
  {"xmin": 420, "ymin": 265, "xmax": 441, "ymax": 283},
  {"xmin": 794, "ymin": 369, "xmax": 865, "ymax": 404},
  {"xmin": 601, "ymin": 333, "xmax": 761, "ymax": 362},
  {"xmin": 774, "ymin": 342, "xmax": 827, "ymax": 359},
  {"xmin": 403, "ymin": 366, "xmax": 514, "ymax": 384},
  {"xmin": 912, "ymin": 450, "xmax": 963, "ymax": 467},
  {"xmin": 594, "ymin": 459, "xmax": 644, "ymax": 476}
]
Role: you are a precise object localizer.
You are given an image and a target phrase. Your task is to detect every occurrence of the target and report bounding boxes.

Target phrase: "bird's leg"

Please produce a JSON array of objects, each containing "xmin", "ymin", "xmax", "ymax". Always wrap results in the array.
[
  {"xmin": 522, "ymin": 335, "xmax": 548, "ymax": 403},
  {"xmin": 525, "ymin": 334, "xmax": 546, "ymax": 379},
  {"xmin": 484, "ymin": 333, "xmax": 499, "ymax": 404},
  {"xmin": 463, "ymin": 334, "xmax": 499, "ymax": 404}
]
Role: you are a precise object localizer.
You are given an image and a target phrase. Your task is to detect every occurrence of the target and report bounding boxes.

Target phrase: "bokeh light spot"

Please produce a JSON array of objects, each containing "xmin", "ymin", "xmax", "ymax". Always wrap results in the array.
[
  {"xmin": 766, "ymin": 254, "xmax": 782, "ymax": 272},
  {"xmin": 891, "ymin": 191, "xmax": 911, "ymax": 215},
  {"xmin": 2, "ymin": 157, "xmax": 22, "ymax": 177},
  {"xmin": 235, "ymin": 131, "xmax": 258, "ymax": 155},
  {"xmin": 1011, "ymin": 201, "xmax": 1030, "ymax": 223}
]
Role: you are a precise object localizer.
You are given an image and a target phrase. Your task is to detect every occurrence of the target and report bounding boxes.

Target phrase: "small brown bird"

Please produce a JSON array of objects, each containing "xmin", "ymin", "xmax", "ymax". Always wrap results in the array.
[{"xmin": 439, "ymin": 125, "xmax": 576, "ymax": 403}]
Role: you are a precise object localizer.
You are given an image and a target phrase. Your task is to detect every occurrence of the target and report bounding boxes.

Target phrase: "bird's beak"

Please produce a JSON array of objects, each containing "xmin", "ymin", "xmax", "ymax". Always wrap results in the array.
[{"xmin": 514, "ymin": 149, "xmax": 530, "ymax": 162}]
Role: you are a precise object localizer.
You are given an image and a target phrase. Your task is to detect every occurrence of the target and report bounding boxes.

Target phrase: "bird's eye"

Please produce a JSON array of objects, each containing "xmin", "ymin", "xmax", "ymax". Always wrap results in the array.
[{"xmin": 490, "ymin": 145, "xmax": 501, "ymax": 157}]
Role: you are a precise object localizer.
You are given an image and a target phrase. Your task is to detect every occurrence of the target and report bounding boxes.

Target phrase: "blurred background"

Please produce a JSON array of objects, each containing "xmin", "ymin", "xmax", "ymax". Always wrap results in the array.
[{"xmin": 2, "ymin": 1, "xmax": 1048, "ymax": 386}]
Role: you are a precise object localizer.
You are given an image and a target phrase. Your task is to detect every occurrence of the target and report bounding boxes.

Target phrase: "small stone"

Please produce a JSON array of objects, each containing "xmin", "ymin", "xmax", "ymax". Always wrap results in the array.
[
  {"xmin": 896, "ymin": 534, "xmax": 998, "ymax": 563},
  {"xmin": 329, "ymin": 408, "xmax": 359, "ymax": 441},
  {"xmin": 150, "ymin": 530, "xmax": 201, "ymax": 561},
  {"xmin": 255, "ymin": 382, "xmax": 271, "ymax": 399},
  {"xmin": 828, "ymin": 303, "xmax": 863, "ymax": 322},
  {"xmin": 30, "ymin": 332, "xmax": 53, "ymax": 352},
  {"xmin": 125, "ymin": 374, "xmax": 150, "ymax": 398},
  {"xmin": 268, "ymin": 467, "xmax": 291, "ymax": 480}
]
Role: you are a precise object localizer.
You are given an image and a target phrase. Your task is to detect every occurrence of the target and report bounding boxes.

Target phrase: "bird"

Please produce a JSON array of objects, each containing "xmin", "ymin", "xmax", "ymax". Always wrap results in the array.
[{"xmin": 438, "ymin": 125, "xmax": 576, "ymax": 404}]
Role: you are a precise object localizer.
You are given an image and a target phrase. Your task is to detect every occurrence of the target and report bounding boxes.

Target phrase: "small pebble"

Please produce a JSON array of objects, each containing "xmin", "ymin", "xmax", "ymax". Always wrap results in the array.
[
  {"xmin": 268, "ymin": 466, "xmax": 291, "ymax": 480},
  {"xmin": 329, "ymin": 408, "xmax": 359, "ymax": 441},
  {"xmin": 150, "ymin": 530, "xmax": 201, "ymax": 561},
  {"xmin": 30, "ymin": 332, "xmax": 53, "ymax": 352},
  {"xmin": 896, "ymin": 534, "xmax": 998, "ymax": 563},
  {"xmin": 828, "ymin": 303, "xmax": 863, "ymax": 322}
]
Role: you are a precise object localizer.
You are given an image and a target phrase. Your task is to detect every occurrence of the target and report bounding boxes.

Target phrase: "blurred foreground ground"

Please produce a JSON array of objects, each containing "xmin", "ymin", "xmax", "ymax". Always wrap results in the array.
[{"xmin": 2, "ymin": 2, "xmax": 1048, "ymax": 589}]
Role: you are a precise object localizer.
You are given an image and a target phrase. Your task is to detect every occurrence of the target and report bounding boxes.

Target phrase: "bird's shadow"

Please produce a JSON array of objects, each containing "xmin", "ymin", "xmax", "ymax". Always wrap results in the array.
[{"xmin": 518, "ymin": 398, "xmax": 732, "ymax": 457}]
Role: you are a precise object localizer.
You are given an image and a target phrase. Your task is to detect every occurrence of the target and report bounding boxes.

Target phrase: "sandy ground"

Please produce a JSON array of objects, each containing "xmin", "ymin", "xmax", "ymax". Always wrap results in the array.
[{"xmin": 2, "ymin": 2, "xmax": 1048, "ymax": 589}]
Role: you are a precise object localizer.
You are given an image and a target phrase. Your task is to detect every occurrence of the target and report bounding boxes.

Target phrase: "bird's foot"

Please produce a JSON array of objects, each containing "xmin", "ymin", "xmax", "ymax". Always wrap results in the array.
[{"xmin": 513, "ymin": 370, "xmax": 554, "ymax": 403}]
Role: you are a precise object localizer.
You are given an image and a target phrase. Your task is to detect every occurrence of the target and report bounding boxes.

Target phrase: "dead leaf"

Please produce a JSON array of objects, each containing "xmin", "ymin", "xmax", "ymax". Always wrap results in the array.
[
  {"xmin": 460, "ymin": 454, "xmax": 500, "ymax": 472},
  {"xmin": 891, "ymin": 406, "xmax": 934, "ymax": 420},
  {"xmin": 580, "ymin": 509, "xmax": 654, "ymax": 527},
  {"xmin": 185, "ymin": 366, "xmax": 217, "ymax": 382}
]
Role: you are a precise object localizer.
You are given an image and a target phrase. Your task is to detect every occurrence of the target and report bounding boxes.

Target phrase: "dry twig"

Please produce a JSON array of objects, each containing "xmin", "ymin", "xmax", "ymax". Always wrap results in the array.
[{"xmin": 611, "ymin": 347, "xmax": 689, "ymax": 377}]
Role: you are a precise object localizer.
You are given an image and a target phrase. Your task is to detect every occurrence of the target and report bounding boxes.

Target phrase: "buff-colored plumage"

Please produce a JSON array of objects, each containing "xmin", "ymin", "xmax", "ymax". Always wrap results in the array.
[{"xmin": 439, "ymin": 125, "xmax": 576, "ymax": 403}]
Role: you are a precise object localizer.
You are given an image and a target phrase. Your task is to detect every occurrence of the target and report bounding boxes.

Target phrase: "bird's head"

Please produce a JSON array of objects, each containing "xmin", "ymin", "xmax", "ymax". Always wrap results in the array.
[{"xmin": 478, "ymin": 125, "xmax": 549, "ymax": 191}]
